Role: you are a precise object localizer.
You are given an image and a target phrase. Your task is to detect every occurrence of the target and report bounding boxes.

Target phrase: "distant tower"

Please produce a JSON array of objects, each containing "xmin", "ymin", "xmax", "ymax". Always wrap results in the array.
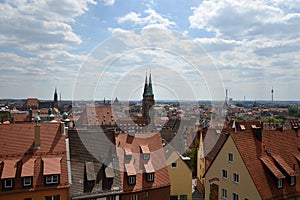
[
  {"xmin": 271, "ymin": 88, "xmax": 274, "ymax": 102},
  {"xmin": 142, "ymin": 72, "xmax": 155, "ymax": 124},
  {"xmin": 53, "ymin": 87, "xmax": 58, "ymax": 108}
]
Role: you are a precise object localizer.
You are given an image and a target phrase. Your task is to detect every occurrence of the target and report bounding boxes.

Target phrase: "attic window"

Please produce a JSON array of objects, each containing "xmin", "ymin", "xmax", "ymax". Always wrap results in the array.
[
  {"xmin": 277, "ymin": 179, "xmax": 283, "ymax": 188},
  {"xmin": 266, "ymin": 150, "xmax": 271, "ymax": 156},
  {"xmin": 290, "ymin": 176, "xmax": 296, "ymax": 186},
  {"xmin": 240, "ymin": 125, "xmax": 246, "ymax": 130}
]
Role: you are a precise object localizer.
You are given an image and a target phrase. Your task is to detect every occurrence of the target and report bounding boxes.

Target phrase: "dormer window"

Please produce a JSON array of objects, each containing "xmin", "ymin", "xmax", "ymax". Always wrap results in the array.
[
  {"xmin": 143, "ymin": 153, "xmax": 150, "ymax": 160},
  {"xmin": 128, "ymin": 176, "xmax": 136, "ymax": 185},
  {"xmin": 23, "ymin": 177, "xmax": 32, "ymax": 187},
  {"xmin": 277, "ymin": 179, "xmax": 283, "ymax": 188},
  {"xmin": 146, "ymin": 173, "xmax": 154, "ymax": 182},
  {"xmin": 139, "ymin": 145, "xmax": 150, "ymax": 160},
  {"xmin": 290, "ymin": 176, "xmax": 296, "ymax": 186},
  {"xmin": 3, "ymin": 179, "xmax": 13, "ymax": 189},
  {"xmin": 45, "ymin": 174, "xmax": 60, "ymax": 185}
]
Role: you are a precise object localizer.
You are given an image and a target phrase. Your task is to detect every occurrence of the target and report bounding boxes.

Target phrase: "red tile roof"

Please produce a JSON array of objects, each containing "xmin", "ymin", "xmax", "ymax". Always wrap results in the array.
[
  {"xmin": 25, "ymin": 98, "xmax": 39, "ymax": 107},
  {"xmin": 225, "ymin": 120, "xmax": 300, "ymax": 199},
  {"xmin": 21, "ymin": 158, "xmax": 35, "ymax": 177},
  {"xmin": 0, "ymin": 122, "xmax": 69, "ymax": 191},
  {"xmin": 1, "ymin": 159, "xmax": 19, "ymax": 179},
  {"xmin": 115, "ymin": 132, "xmax": 170, "ymax": 193},
  {"xmin": 260, "ymin": 157, "xmax": 285, "ymax": 179},
  {"xmin": 42, "ymin": 157, "xmax": 62, "ymax": 175},
  {"xmin": 77, "ymin": 105, "xmax": 116, "ymax": 126}
]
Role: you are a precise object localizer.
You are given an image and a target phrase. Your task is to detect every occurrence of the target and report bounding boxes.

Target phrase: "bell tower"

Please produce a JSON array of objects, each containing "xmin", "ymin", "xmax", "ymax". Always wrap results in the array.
[{"xmin": 142, "ymin": 72, "xmax": 155, "ymax": 124}]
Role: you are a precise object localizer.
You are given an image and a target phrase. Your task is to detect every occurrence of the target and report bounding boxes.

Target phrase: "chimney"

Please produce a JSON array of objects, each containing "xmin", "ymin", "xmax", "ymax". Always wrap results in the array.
[
  {"xmin": 34, "ymin": 124, "xmax": 41, "ymax": 149},
  {"xmin": 253, "ymin": 127, "xmax": 262, "ymax": 142},
  {"xmin": 60, "ymin": 122, "xmax": 65, "ymax": 135}
]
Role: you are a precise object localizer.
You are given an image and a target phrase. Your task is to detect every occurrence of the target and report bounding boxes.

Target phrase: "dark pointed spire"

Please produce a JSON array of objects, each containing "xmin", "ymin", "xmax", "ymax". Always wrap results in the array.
[
  {"xmin": 54, "ymin": 87, "xmax": 58, "ymax": 102},
  {"xmin": 148, "ymin": 71, "xmax": 153, "ymax": 96},
  {"xmin": 143, "ymin": 71, "xmax": 148, "ymax": 96}
]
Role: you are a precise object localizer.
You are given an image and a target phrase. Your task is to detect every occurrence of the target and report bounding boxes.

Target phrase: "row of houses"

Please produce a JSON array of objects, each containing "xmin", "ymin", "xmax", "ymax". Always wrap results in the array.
[
  {"xmin": 0, "ymin": 118, "xmax": 192, "ymax": 200},
  {"xmin": 197, "ymin": 119, "xmax": 300, "ymax": 200}
]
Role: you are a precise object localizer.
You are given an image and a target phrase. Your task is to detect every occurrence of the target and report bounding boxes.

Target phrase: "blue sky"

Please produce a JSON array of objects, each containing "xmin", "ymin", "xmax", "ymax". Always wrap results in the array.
[{"xmin": 0, "ymin": 0, "xmax": 300, "ymax": 101}]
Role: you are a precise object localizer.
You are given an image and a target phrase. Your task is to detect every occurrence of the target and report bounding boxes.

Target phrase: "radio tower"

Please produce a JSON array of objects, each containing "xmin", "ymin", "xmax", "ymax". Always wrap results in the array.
[{"xmin": 271, "ymin": 87, "xmax": 274, "ymax": 102}]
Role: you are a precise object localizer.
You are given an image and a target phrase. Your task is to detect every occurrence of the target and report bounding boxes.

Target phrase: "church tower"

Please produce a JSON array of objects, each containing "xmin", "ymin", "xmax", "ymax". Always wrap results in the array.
[
  {"xmin": 53, "ymin": 87, "xmax": 58, "ymax": 108},
  {"xmin": 142, "ymin": 72, "xmax": 155, "ymax": 124}
]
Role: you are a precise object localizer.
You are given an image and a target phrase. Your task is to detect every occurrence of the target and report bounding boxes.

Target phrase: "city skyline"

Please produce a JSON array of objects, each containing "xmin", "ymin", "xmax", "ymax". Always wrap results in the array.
[{"xmin": 0, "ymin": 0, "xmax": 300, "ymax": 101}]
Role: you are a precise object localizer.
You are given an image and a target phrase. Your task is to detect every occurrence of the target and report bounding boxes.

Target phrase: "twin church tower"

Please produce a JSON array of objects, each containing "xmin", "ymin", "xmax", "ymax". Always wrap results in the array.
[{"xmin": 142, "ymin": 72, "xmax": 155, "ymax": 124}]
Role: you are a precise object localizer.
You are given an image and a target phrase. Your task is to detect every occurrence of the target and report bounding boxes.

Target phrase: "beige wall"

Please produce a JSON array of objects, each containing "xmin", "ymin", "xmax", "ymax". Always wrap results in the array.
[
  {"xmin": 167, "ymin": 151, "xmax": 192, "ymax": 200},
  {"xmin": 204, "ymin": 136, "xmax": 261, "ymax": 200}
]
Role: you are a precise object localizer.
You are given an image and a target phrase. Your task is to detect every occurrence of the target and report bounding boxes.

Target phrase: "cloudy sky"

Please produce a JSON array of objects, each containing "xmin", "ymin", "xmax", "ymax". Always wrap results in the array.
[{"xmin": 0, "ymin": 0, "xmax": 300, "ymax": 101}]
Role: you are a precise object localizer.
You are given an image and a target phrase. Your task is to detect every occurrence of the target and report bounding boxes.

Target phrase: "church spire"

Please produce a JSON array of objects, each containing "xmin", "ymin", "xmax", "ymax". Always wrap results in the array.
[
  {"xmin": 143, "ymin": 72, "xmax": 148, "ymax": 96},
  {"xmin": 148, "ymin": 71, "xmax": 153, "ymax": 96}
]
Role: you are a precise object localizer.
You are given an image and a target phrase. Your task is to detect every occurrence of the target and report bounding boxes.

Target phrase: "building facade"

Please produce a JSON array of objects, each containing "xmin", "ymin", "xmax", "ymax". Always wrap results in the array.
[{"xmin": 0, "ymin": 122, "xmax": 70, "ymax": 200}]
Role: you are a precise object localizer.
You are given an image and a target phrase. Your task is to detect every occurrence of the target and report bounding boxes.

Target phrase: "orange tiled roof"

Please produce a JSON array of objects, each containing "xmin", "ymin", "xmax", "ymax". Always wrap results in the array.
[
  {"xmin": 0, "ymin": 122, "xmax": 69, "ymax": 191},
  {"xmin": 42, "ymin": 157, "xmax": 62, "ymax": 175},
  {"xmin": 226, "ymin": 120, "xmax": 300, "ymax": 199},
  {"xmin": 116, "ymin": 132, "xmax": 170, "ymax": 192},
  {"xmin": 1, "ymin": 159, "xmax": 19, "ymax": 179},
  {"xmin": 25, "ymin": 98, "xmax": 39, "ymax": 107},
  {"xmin": 21, "ymin": 158, "xmax": 35, "ymax": 177}
]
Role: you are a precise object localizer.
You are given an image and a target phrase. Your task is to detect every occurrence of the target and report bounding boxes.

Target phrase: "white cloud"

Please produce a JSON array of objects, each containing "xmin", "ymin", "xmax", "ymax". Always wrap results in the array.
[
  {"xmin": 188, "ymin": 0, "xmax": 300, "ymax": 100},
  {"xmin": 101, "ymin": 0, "xmax": 115, "ymax": 6},
  {"xmin": 117, "ymin": 8, "xmax": 176, "ymax": 29}
]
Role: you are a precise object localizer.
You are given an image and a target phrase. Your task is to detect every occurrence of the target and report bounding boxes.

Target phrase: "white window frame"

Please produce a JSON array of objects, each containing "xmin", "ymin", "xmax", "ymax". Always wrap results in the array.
[
  {"xmin": 233, "ymin": 173, "xmax": 239, "ymax": 183},
  {"xmin": 45, "ymin": 175, "xmax": 59, "ymax": 184},
  {"xmin": 277, "ymin": 179, "xmax": 283, "ymax": 188},
  {"xmin": 228, "ymin": 153, "xmax": 233, "ymax": 163},
  {"xmin": 222, "ymin": 169, "xmax": 228, "ymax": 179},
  {"xmin": 232, "ymin": 193, "xmax": 239, "ymax": 200},
  {"xmin": 128, "ymin": 176, "xmax": 136, "ymax": 185},
  {"xmin": 146, "ymin": 173, "xmax": 154, "ymax": 182},
  {"xmin": 171, "ymin": 162, "xmax": 178, "ymax": 168},
  {"xmin": 143, "ymin": 153, "xmax": 150, "ymax": 160},
  {"xmin": 130, "ymin": 194, "xmax": 138, "ymax": 200},
  {"xmin": 4, "ymin": 179, "xmax": 13, "ymax": 189},
  {"xmin": 290, "ymin": 176, "xmax": 296, "ymax": 186},
  {"xmin": 23, "ymin": 177, "xmax": 32, "ymax": 187},
  {"xmin": 45, "ymin": 195, "xmax": 60, "ymax": 200},
  {"xmin": 221, "ymin": 188, "xmax": 227, "ymax": 199}
]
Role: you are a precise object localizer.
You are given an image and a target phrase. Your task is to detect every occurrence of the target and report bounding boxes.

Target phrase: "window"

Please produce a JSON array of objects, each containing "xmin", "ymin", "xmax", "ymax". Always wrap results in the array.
[
  {"xmin": 125, "ymin": 155, "xmax": 132, "ymax": 161},
  {"xmin": 45, "ymin": 175, "xmax": 59, "ymax": 185},
  {"xmin": 170, "ymin": 196, "xmax": 178, "ymax": 200},
  {"xmin": 233, "ymin": 173, "xmax": 239, "ymax": 183},
  {"xmin": 128, "ymin": 176, "xmax": 136, "ymax": 185},
  {"xmin": 131, "ymin": 194, "xmax": 138, "ymax": 200},
  {"xmin": 179, "ymin": 195, "xmax": 188, "ymax": 200},
  {"xmin": 228, "ymin": 153, "xmax": 233, "ymax": 163},
  {"xmin": 222, "ymin": 169, "xmax": 228, "ymax": 179},
  {"xmin": 221, "ymin": 188, "xmax": 227, "ymax": 199},
  {"xmin": 4, "ymin": 179, "xmax": 13, "ymax": 189},
  {"xmin": 290, "ymin": 176, "xmax": 296, "ymax": 186},
  {"xmin": 45, "ymin": 195, "xmax": 60, "ymax": 200},
  {"xmin": 143, "ymin": 153, "xmax": 150, "ymax": 160},
  {"xmin": 146, "ymin": 173, "xmax": 154, "ymax": 182},
  {"xmin": 277, "ymin": 179, "xmax": 283, "ymax": 188},
  {"xmin": 232, "ymin": 193, "xmax": 239, "ymax": 200},
  {"xmin": 23, "ymin": 177, "xmax": 32, "ymax": 187},
  {"xmin": 144, "ymin": 192, "xmax": 148, "ymax": 198},
  {"xmin": 171, "ymin": 162, "xmax": 177, "ymax": 168}
]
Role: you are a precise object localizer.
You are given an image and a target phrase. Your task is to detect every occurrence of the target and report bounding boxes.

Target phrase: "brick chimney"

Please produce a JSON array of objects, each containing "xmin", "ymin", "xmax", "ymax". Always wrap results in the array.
[{"xmin": 34, "ymin": 124, "xmax": 41, "ymax": 149}]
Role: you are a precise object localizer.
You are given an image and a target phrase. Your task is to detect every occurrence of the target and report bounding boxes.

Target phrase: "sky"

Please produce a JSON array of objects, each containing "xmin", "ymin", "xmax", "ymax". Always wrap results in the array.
[{"xmin": 0, "ymin": 0, "xmax": 300, "ymax": 101}]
